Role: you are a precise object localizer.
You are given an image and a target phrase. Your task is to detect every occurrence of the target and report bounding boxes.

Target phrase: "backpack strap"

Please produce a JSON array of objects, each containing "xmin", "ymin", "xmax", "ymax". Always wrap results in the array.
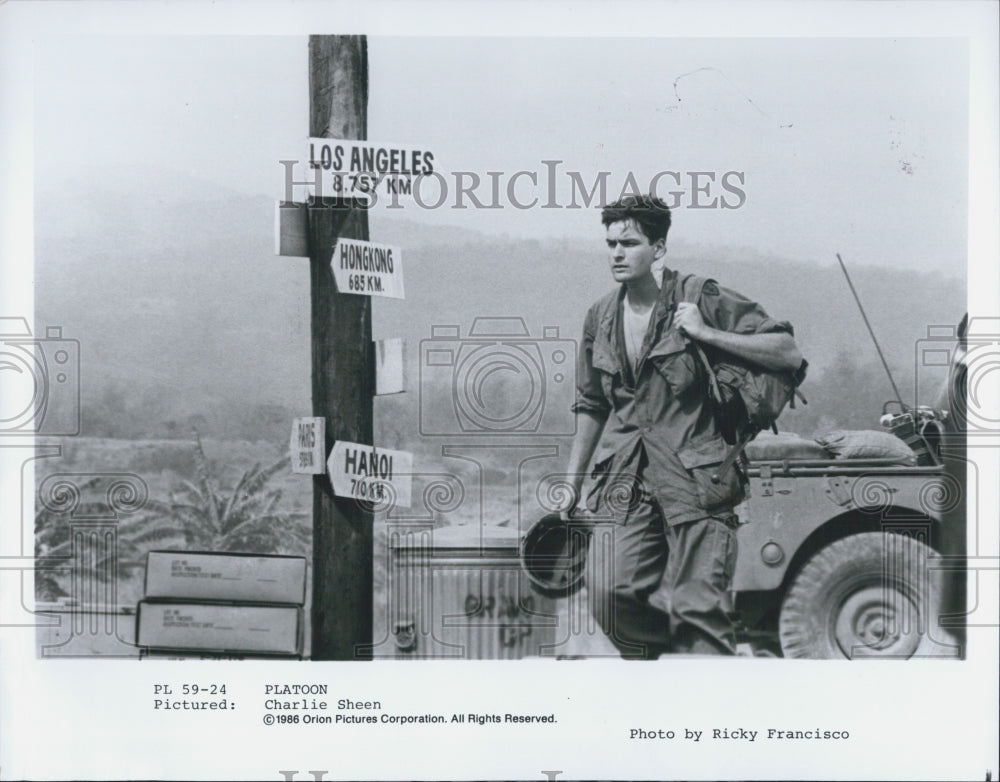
[
  {"xmin": 670, "ymin": 274, "xmax": 724, "ymax": 405},
  {"xmin": 671, "ymin": 272, "xmax": 711, "ymax": 307},
  {"xmin": 670, "ymin": 273, "xmax": 752, "ymax": 484}
]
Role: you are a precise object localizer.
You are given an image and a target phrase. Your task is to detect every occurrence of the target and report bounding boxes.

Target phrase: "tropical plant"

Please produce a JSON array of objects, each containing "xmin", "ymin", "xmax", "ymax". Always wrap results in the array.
[
  {"xmin": 34, "ymin": 476, "xmax": 152, "ymax": 601},
  {"xmin": 34, "ymin": 431, "xmax": 311, "ymax": 601},
  {"xmin": 141, "ymin": 430, "xmax": 311, "ymax": 555},
  {"xmin": 35, "ymin": 476, "xmax": 97, "ymax": 601}
]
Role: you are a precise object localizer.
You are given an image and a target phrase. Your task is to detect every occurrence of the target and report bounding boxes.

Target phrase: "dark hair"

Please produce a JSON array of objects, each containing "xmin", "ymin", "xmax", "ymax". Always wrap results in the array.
[{"xmin": 601, "ymin": 194, "xmax": 671, "ymax": 243}]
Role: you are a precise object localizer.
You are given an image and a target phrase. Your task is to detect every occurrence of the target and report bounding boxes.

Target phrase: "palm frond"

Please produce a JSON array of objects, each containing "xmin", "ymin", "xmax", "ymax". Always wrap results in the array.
[
  {"xmin": 219, "ymin": 492, "xmax": 280, "ymax": 535},
  {"xmin": 244, "ymin": 456, "xmax": 291, "ymax": 496},
  {"xmin": 139, "ymin": 498, "xmax": 183, "ymax": 516},
  {"xmin": 36, "ymin": 540, "xmax": 76, "ymax": 560},
  {"xmin": 174, "ymin": 478, "xmax": 207, "ymax": 502},
  {"xmin": 128, "ymin": 525, "xmax": 186, "ymax": 548},
  {"xmin": 36, "ymin": 574, "xmax": 69, "ymax": 601},
  {"xmin": 190, "ymin": 429, "xmax": 221, "ymax": 535}
]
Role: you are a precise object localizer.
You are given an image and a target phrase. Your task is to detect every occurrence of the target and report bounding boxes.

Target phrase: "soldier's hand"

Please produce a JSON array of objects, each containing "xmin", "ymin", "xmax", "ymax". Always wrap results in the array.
[
  {"xmin": 675, "ymin": 301, "xmax": 709, "ymax": 340},
  {"xmin": 557, "ymin": 482, "xmax": 582, "ymax": 521}
]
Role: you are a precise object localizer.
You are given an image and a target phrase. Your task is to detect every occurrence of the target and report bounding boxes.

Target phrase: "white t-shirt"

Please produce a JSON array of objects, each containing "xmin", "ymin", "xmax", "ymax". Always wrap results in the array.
[{"xmin": 623, "ymin": 301, "xmax": 653, "ymax": 372}]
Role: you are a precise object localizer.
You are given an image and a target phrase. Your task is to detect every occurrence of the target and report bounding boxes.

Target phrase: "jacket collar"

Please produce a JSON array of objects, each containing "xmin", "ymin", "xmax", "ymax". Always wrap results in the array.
[
  {"xmin": 654, "ymin": 268, "xmax": 680, "ymax": 331},
  {"xmin": 599, "ymin": 268, "xmax": 677, "ymax": 329},
  {"xmin": 594, "ymin": 268, "xmax": 681, "ymax": 375}
]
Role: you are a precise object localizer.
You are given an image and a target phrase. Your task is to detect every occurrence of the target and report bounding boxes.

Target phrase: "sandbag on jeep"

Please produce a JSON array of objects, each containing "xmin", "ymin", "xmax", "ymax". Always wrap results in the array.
[
  {"xmin": 815, "ymin": 429, "xmax": 918, "ymax": 465},
  {"xmin": 744, "ymin": 431, "xmax": 830, "ymax": 461}
]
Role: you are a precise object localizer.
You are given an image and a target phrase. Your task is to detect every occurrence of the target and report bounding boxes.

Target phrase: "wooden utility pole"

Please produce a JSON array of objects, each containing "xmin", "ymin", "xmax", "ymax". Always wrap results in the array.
[{"xmin": 308, "ymin": 35, "xmax": 373, "ymax": 660}]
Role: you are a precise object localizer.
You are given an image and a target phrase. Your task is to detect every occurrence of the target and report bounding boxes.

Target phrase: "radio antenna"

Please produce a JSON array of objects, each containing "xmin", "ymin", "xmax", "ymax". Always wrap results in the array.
[{"xmin": 835, "ymin": 253, "xmax": 907, "ymax": 411}]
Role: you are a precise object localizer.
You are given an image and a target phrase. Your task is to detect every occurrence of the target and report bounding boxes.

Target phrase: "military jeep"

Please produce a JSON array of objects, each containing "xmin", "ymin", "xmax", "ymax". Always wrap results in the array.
[{"xmin": 730, "ymin": 317, "xmax": 974, "ymax": 659}]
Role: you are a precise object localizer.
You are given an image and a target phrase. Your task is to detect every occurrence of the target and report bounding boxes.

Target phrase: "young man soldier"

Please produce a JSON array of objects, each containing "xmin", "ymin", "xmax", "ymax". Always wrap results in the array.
[{"xmin": 562, "ymin": 194, "xmax": 802, "ymax": 658}]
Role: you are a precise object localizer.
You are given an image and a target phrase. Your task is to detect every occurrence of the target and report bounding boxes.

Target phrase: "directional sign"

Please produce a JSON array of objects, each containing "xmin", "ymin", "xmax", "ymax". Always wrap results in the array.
[
  {"xmin": 274, "ymin": 201, "xmax": 309, "ymax": 257},
  {"xmin": 327, "ymin": 441, "xmax": 413, "ymax": 508},
  {"xmin": 307, "ymin": 138, "xmax": 433, "ymax": 204},
  {"xmin": 289, "ymin": 417, "xmax": 325, "ymax": 474},
  {"xmin": 332, "ymin": 238, "xmax": 404, "ymax": 299},
  {"xmin": 375, "ymin": 338, "xmax": 405, "ymax": 395}
]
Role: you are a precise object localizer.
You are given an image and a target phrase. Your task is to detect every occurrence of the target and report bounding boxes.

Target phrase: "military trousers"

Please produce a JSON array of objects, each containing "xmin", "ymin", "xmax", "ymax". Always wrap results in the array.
[{"xmin": 586, "ymin": 490, "xmax": 739, "ymax": 659}]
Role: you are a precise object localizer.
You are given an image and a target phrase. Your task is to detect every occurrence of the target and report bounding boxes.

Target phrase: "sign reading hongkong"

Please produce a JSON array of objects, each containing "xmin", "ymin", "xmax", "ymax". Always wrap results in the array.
[
  {"xmin": 308, "ymin": 139, "xmax": 433, "ymax": 204},
  {"xmin": 289, "ymin": 417, "xmax": 326, "ymax": 474},
  {"xmin": 327, "ymin": 441, "xmax": 413, "ymax": 508},
  {"xmin": 331, "ymin": 238, "xmax": 404, "ymax": 299}
]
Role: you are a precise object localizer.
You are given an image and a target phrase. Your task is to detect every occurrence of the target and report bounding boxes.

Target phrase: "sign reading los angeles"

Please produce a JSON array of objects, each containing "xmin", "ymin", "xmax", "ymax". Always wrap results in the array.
[
  {"xmin": 327, "ymin": 441, "xmax": 413, "ymax": 508},
  {"xmin": 331, "ymin": 238, "xmax": 404, "ymax": 299},
  {"xmin": 307, "ymin": 139, "xmax": 433, "ymax": 204}
]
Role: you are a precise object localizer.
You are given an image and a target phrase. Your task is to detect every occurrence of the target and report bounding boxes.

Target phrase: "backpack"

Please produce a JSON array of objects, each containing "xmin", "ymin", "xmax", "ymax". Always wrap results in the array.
[{"xmin": 677, "ymin": 274, "xmax": 808, "ymax": 477}]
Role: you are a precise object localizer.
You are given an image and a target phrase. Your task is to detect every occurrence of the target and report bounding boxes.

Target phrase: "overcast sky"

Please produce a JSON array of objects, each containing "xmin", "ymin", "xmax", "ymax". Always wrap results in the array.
[{"xmin": 34, "ymin": 34, "xmax": 970, "ymax": 273}]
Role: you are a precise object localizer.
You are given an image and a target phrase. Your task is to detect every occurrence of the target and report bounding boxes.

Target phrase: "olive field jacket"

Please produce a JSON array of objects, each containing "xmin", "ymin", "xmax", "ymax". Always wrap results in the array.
[{"xmin": 573, "ymin": 268, "xmax": 793, "ymax": 525}]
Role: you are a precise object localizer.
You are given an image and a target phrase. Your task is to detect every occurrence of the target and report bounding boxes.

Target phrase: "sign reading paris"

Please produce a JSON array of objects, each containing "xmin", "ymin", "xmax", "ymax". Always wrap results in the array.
[
  {"xmin": 327, "ymin": 441, "xmax": 413, "ymax": 508},
  {"xmin": 332, "ymin": 238, "xmax": 404, "ymax": 299},
  {"xmin": 289, "ymin": 417, "xmax": 325, "ymax": 475}
]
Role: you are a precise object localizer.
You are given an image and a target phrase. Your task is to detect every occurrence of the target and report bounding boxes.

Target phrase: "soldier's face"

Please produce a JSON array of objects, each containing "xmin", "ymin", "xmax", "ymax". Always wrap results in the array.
[{"xmin": 605, "ymin": 219, "xmax": 664, "ymax": 284}]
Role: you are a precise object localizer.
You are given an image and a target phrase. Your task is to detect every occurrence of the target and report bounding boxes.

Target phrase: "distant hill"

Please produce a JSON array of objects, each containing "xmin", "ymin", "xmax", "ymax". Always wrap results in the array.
[{"xmin": 34, "ymin": 167, "xmax": 966, "ymax": 441}]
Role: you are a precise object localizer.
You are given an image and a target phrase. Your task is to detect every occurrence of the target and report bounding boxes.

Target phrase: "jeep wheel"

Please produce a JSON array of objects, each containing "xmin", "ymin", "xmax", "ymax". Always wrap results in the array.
[{"xmin": 779, "ymin": 532, "xmax": 960, "ymax": 659}]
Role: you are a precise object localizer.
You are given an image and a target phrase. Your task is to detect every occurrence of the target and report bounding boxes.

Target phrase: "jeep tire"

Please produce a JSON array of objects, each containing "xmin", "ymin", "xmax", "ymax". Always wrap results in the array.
[{"xmin": 779, "ymin": 532, "xmax": 960, "ymax": 659}]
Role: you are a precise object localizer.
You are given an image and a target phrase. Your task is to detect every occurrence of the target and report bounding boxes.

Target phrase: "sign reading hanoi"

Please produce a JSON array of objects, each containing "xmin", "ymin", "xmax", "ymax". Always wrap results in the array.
[
  {"xmin": 327, "ymin": 441, "xmax": 413, "ymax": 508},
  {"xmin": 331, "ymin": 238, "xmax": 404, "ymax": 300}
]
